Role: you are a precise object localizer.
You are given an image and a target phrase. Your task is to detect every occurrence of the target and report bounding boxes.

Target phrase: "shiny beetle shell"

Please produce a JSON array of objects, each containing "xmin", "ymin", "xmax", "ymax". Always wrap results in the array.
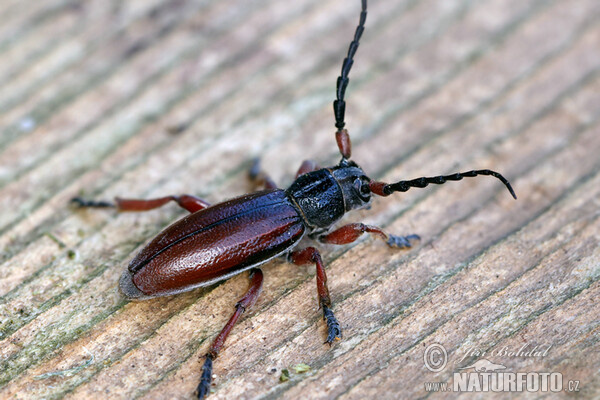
[{"xmin": 120, "ymin": 190, "xmax": 305, "ymax": 299}]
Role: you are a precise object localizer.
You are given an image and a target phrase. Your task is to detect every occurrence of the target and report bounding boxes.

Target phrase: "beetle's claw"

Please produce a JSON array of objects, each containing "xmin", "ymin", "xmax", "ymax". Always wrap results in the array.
[
  {"xmin": 323, "ymin": 305, "xmax": 342, "ymax": 344},
  {"xmin": 386, "ymin": 234, "xmax": 420, "ymax": 249},
  {"xmin": 70, "ymin": 197, "xmax": 115, "ymax": 209},
  {"xmin": 196, "ymin": 355, "xmax": 213, "ymax": 399}
]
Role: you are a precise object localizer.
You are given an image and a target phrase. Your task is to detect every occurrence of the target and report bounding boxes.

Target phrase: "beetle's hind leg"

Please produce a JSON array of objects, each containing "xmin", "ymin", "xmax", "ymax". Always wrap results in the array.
[
  {"xmin": 319, "ymin": 223, "xmax": 420, "ymax": 249},
  {"xmin": 69, "ymin": 198, "xmax": 114, "ymax": 208},
  {"xmin": 71, "ymin": 194, "xmax": 210, "ymax": 213},
  {"xmin": 197, "ymin": 268, "xmax": 263, "ymax": 399},
  {"xmin": 289, "ymin": 247, "xmax": 341, "ymax": 344},
  {"xmin": 248, "ymin": 158, "xmax": 277, "ymax": 190}
]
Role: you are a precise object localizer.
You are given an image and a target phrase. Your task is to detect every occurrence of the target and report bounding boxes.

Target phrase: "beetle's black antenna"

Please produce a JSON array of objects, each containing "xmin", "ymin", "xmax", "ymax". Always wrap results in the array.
[
  {"xmin": 370, "ymin": 169, "xmax": 517, "ymax": 199},
  {"xmin": 334, "ymin": 0, "xmax": 366, "ymax": 131},
  {"xmin": 333, "ymin": 0, "xmax": 367, "ymax": 159}
]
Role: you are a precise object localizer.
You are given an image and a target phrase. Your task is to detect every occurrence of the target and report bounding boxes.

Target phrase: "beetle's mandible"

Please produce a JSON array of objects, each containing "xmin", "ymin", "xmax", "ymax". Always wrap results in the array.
[{"xmin": 72, "ymin": 1, "xmax": 516, "ymax": 398}]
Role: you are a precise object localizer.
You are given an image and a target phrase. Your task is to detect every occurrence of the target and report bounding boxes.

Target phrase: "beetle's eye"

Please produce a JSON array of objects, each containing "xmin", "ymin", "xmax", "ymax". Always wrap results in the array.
[{"xmin": 353, "ymin": 178, "xmax": 371, "ymax": 201}]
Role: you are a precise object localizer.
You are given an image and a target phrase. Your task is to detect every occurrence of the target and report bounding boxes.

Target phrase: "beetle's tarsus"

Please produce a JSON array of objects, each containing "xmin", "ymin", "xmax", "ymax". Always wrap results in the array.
[
  {"xmin": 323, "ymin": 305, "xmax": 342, "ymax": 344},
  {"xmin": 196, "ymin": 355, "xmax": 213, "ymax": 399},
  {"xmin": 248, "ymin": 158, "xmax": 278, "ymax": 190},
  {"xmin": 386, "ymin": 234, "xmax": 420, "ymax": 249},
  {"xmin": 70, "ymin": 197, "xmax": 115, "ymax": 208},
  {"xmin": 248, "ymin": 158, "xmax": 261, "ymax": 180}
]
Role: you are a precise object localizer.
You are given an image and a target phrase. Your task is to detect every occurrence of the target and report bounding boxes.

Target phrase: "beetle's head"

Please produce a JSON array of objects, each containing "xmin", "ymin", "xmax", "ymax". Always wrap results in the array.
[{"xmin": 331, "ymin": 159, "xmax": 372, "ymax": 212}]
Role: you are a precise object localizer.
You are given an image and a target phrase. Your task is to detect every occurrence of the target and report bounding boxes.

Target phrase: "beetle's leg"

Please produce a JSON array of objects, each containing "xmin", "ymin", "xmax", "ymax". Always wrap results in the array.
[
  {"xmin": 197, "ymin": 268, "xmax": 263, "ymax": 399},
  {"xmin": 319, "ymin": 223, "xmax": 420, "ymax": 249},
  {"xmin": 288, "ymin": 247, "xmax": 341, "ymax": 344},
  {"xmin": 115, "ymin": 195, "xmax": 210, "ymax": 213},
  {"xmin": 248, "ymin": 158, "xmax": 277, "ymax": 190},
  {"xmin": 295, "ymin": 160, "xmax": 321, "ymax": 178},
  {"xmin": 71, "ymin": 195, "xmax": 210, "ymax": 213},
  {"xmin": 69, "ymin": 198, "xmax": 114, "ymax": 208}
]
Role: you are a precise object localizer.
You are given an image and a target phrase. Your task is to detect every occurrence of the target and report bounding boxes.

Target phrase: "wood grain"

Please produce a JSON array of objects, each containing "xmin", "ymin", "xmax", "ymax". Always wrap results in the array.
[{"xmin": 1, "ymin": 0, "xmax": 599, "ymax": 399}]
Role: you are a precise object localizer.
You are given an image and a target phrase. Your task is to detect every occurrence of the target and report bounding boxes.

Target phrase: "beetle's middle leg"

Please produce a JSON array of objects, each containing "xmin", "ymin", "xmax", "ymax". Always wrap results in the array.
[
  {"xmin": 319, "ymin": 223, "xmax": 420, "ymax": 249},
  {"xmin": 295, "ymin": 160, "xmax": 320, "ymax": 178},
  {"xmin": 71, "ymin": 195, "xmax": 210, "ymax": 214},
  {"xmin": 197, "ymin": 268, "xmax": 263, "ymax": 399},
  {"xmin": 248, "ymin": 158, "xmax": 277, "ymax": 190},
  {"xmin": 288, "ymin": 247, "xmax": 341, "ymax": 344},
  {"xmin": 248, "ymin": 158, "xmax": 320, "ymax": 190}
]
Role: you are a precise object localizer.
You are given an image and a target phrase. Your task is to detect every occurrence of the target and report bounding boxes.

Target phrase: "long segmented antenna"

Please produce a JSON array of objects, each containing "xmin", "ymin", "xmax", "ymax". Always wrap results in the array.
[
  {"xmin": 369, "ymin": 169, "xmax": 517, "ymax": 199},
  {"xmin": 333, "ymin": 0, "xmax": 367, "ymax": 159}
]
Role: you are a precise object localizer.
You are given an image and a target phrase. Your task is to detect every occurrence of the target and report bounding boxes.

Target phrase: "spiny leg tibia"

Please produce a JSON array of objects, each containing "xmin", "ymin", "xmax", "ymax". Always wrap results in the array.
[
  {"xmin": 288, "ymin": 247, "xmax": 341, "ymax": 344},
  {"xmin": 196, "ymin": 268, "xmax": 263, "ymax": 399},
  {"xmin": 71, "ymin": 194, "xmax": 210, "ymax": 213}
]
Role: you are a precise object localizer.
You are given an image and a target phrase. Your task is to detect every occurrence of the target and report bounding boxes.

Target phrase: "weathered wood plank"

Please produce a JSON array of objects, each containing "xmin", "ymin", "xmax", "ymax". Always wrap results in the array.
[{"xmin": 1, "ymin": 0, "xmax": 599, "ymax": 399}]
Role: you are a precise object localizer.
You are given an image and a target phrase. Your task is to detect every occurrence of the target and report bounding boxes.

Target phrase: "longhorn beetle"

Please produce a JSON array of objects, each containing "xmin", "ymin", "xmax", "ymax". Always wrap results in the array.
[{"xmin": 72, "ymin": 0, "xmax": 516, "ymax": 397}]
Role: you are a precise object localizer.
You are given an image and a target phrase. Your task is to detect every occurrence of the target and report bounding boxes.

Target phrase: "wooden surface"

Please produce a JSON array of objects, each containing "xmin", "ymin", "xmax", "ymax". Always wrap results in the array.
[{"xmin": 1, "ymin": 0, "xmax": 599, "ymax": 399}]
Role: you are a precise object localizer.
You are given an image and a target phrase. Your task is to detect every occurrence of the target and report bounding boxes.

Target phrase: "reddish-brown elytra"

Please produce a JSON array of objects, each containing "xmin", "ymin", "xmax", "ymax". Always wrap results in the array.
[{"xmin": 72, "ymin": 1, "xmax": 516, "ymax": 398}]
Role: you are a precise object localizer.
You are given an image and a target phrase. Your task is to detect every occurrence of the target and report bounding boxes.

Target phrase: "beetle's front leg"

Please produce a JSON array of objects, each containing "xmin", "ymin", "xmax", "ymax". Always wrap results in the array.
[
  {"xmin": 197, "ymin": 268, "xmax": 263, "ymax": 399},
  {"xmin": 319, "ymin": 223, "xmax": 420, "ymax": 249},
  {"xmin": 288, "ymin": 247, "xmax": 341, "ymax": 344},
  {"xmin": 71, "ymin": 194, "xmax": 210, "ymax": 214}
]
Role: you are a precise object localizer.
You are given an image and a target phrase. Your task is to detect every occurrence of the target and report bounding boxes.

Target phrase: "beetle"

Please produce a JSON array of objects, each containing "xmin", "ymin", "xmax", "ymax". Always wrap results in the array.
[{"xmin": 72, "ymin": 0, "xmax": 516, "ymax": 398}]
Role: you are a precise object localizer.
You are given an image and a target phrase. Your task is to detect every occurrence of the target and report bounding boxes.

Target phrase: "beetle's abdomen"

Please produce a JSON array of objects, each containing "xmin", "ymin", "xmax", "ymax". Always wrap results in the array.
[{"xmin": 121, "ymin": 190, "xmax": 304, "ymax": 298}]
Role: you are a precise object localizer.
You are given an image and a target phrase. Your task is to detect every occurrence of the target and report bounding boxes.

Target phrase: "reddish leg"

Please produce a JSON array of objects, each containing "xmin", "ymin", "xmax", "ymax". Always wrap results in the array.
[
  {"xmin": 288, "ymin": 247, "xmax": 341, "ymax": 344},
  {"xmin": 320, "ymin": 223, "xmax": 420, "ymax": 249},
  {"xmin": 71, "ymin": 194, "xmax": 210, "ymax": 214},
  {"xmin": 197, "ymin": 269, "xmax": 263, "ymax": 399},
  {"xmin": 295, "ymin": 160, "xmax": 321, "ymax": 178},
  {"xmin": 248, "ymin": 158, "xmax": 277, "ymax": 190}
]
